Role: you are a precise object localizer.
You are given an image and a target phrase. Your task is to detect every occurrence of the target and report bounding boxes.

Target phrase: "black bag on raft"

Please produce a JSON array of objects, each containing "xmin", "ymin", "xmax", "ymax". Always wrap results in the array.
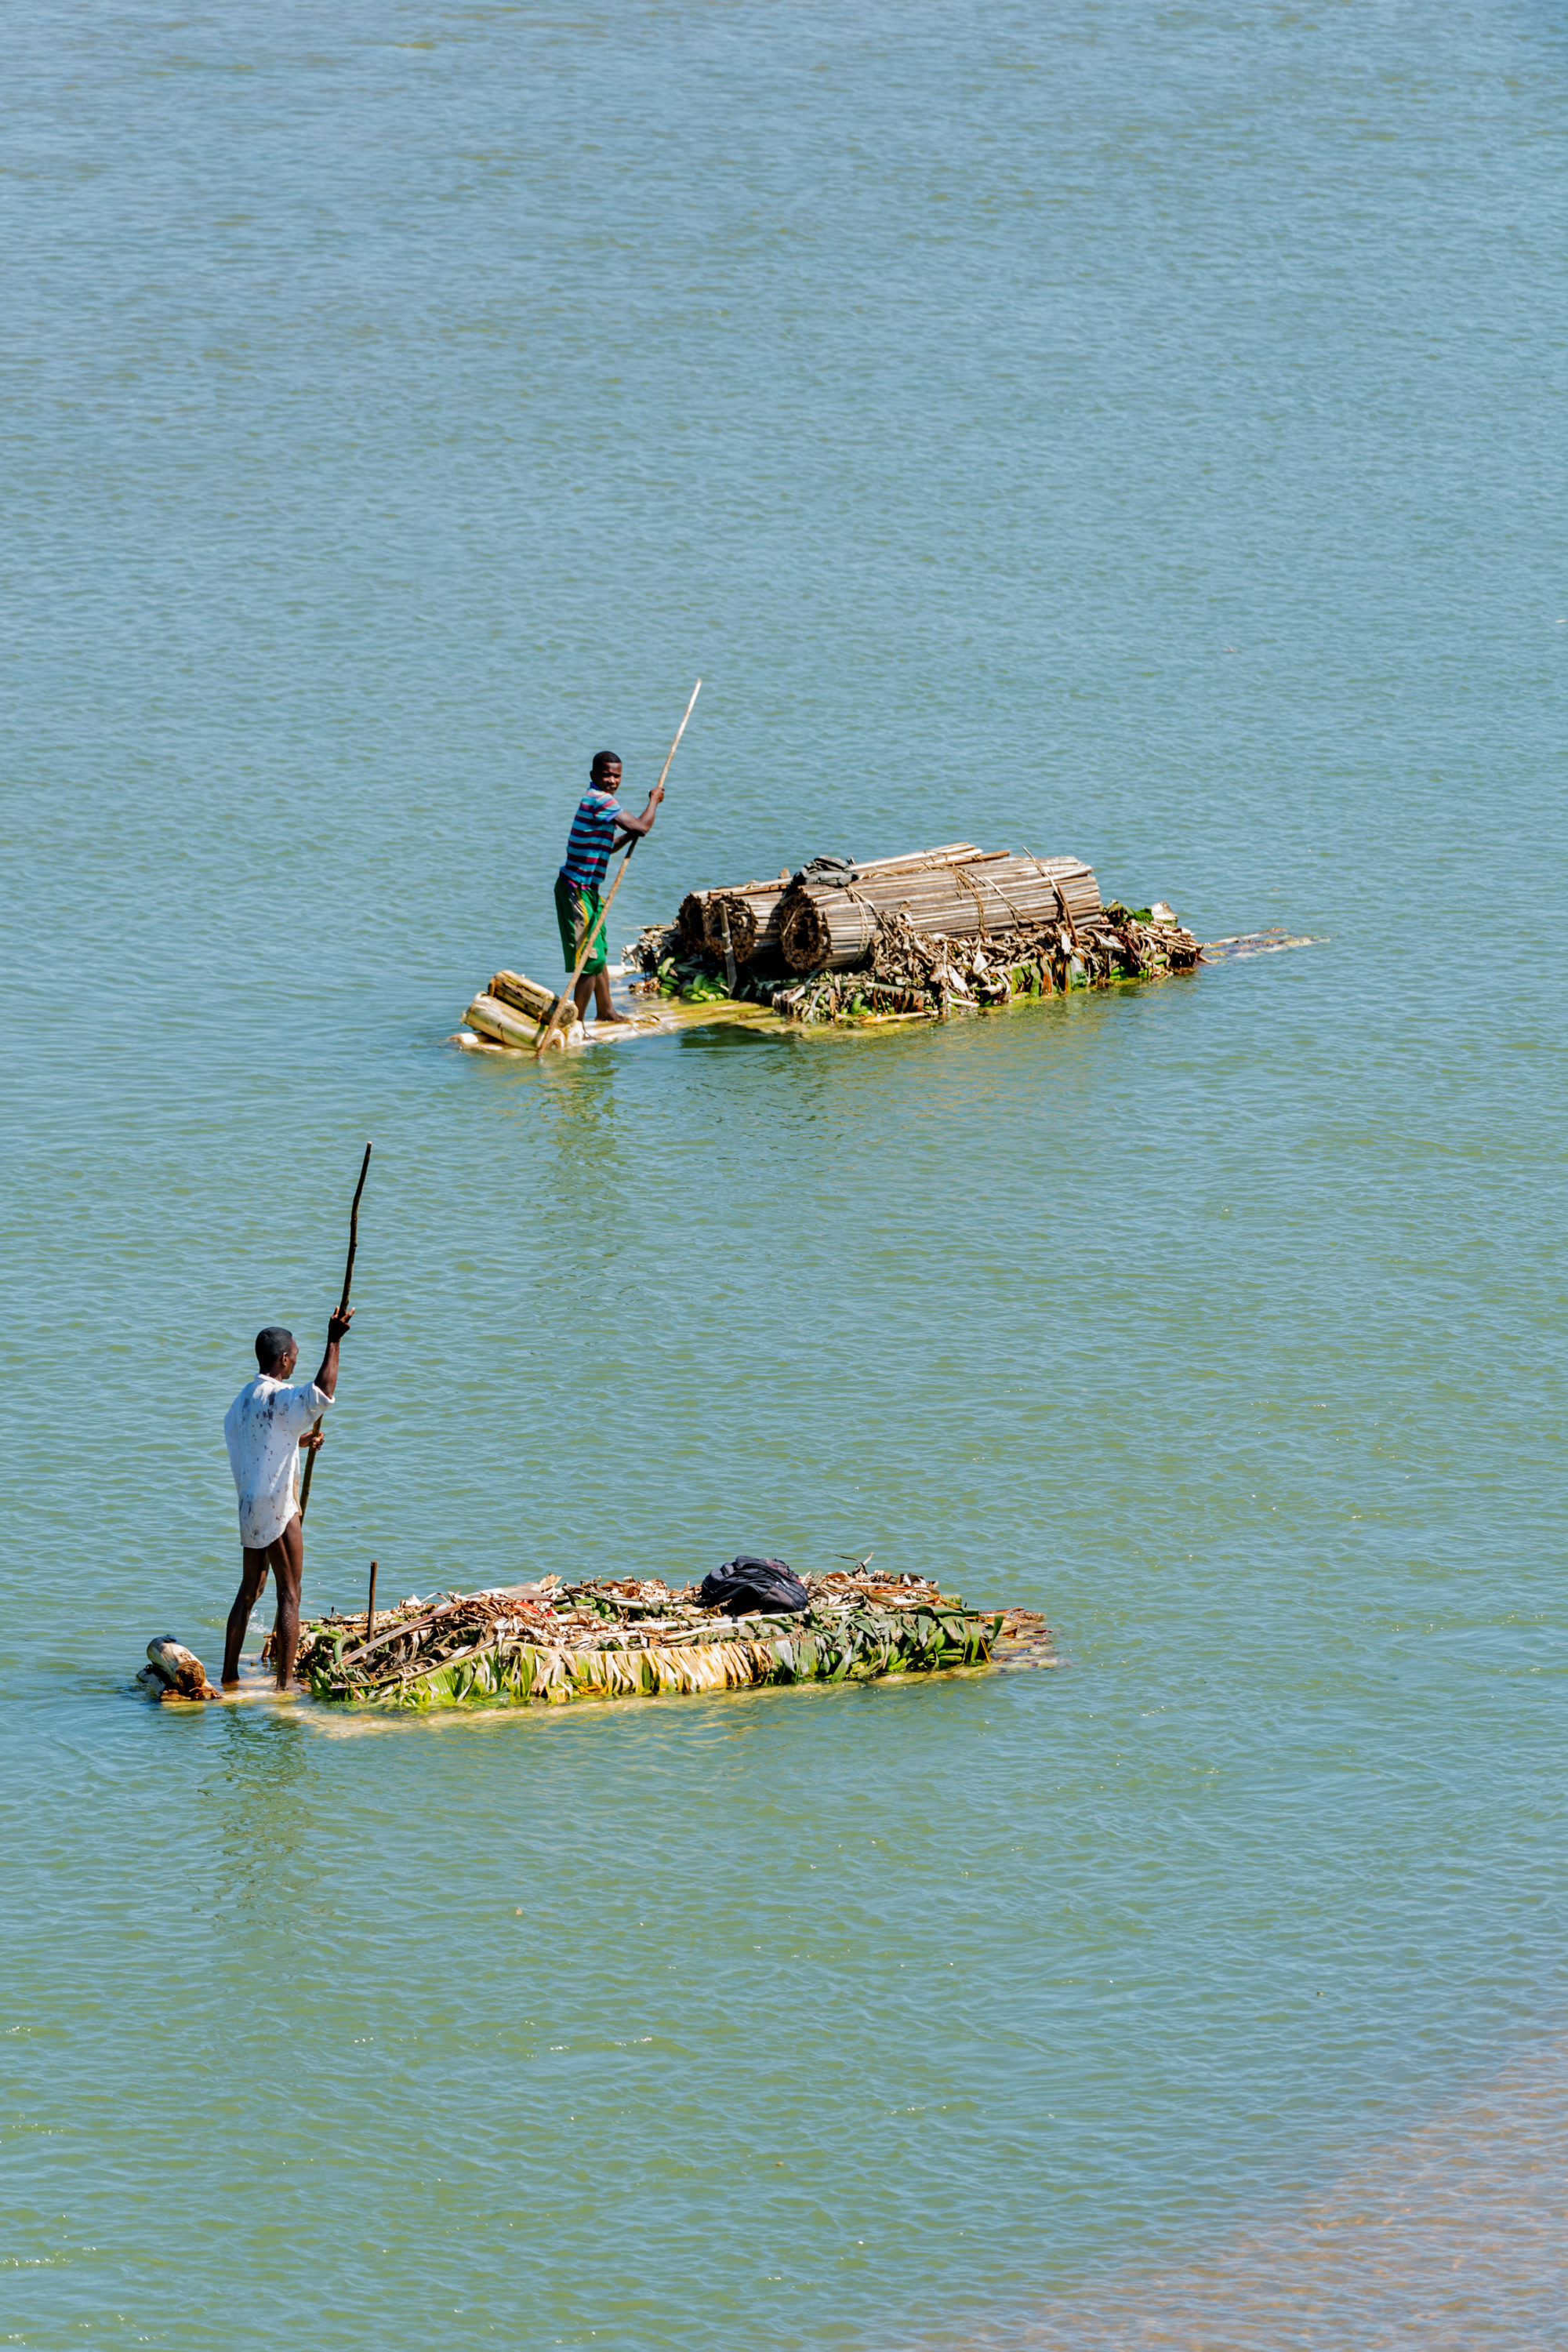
[{"xmin": 699, "ymin": 1555, "xmax": 811, "ymax": 1616}]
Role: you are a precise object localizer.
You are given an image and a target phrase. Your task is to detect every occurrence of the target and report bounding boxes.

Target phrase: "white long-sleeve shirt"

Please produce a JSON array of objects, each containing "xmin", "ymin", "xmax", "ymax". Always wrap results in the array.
[{"xmin": 223, "ymin": 1374, "xmax": 333, "ymax": 1550}]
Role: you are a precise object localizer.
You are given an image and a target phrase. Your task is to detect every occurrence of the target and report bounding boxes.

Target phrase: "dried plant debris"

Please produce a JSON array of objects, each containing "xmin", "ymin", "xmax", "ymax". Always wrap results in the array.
[
  {"xmin": 771, "ymin": 903, "xmax": 1201, "ymax": 1025},
  {"xmin": 623, "ymin": 844, "xmax": 1204, "ymax": 1025},
  {"xmin": 286, "ymin": 1569, "xmax": 1054, "ymax": 1711}
]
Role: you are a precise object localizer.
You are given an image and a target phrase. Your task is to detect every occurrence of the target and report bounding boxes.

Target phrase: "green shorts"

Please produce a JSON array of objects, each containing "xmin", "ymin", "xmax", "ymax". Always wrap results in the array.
[{"xmin": 555, "ymin": 875, "xmax": 607, "ymax": 975}]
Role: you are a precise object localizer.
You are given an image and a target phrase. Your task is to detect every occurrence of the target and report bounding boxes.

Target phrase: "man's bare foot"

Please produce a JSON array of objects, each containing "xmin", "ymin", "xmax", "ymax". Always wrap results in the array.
[{"xmin": 597, "ymin": 1008, "xmax": 634, "ymax": 1025}]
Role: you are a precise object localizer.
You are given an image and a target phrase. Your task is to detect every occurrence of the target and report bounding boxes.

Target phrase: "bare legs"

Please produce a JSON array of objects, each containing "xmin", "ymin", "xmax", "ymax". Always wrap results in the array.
[
  {"xmin": 222, "ymin": 1513, "xmax": 306, "ymax": 1690},
  {"xmin": 572, "ymin": 968, "xmax": 630, "ymax": 1025}
]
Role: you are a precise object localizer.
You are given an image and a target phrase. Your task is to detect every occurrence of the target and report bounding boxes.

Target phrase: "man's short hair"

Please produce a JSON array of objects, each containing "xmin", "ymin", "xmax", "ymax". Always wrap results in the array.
[
  {"xmin": 256, "ymin": 1326, "xmax": 295, "ymax": 1370},
  {"xmin": 590, "ymin": 750, "xmax": 622, "ymax": 782}
]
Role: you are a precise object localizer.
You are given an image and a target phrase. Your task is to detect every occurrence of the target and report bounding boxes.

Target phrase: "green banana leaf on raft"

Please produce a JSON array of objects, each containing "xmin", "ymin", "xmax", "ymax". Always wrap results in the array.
[{"xmin": 289, "ymin": 1570, "xmax": 1054, "ymax": 1711}]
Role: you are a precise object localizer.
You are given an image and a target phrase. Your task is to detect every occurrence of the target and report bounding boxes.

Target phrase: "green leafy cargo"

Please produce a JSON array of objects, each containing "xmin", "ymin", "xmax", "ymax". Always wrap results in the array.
[{"xmin": 291, "ymin": 1570, "xmax": 1054, "ymax": 1712}]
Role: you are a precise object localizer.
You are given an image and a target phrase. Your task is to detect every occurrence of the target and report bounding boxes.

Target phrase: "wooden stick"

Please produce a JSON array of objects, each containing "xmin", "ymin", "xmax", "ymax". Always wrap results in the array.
[
  {"xmin": 535, "ymin": 680, "xmax": 702, "ymax": 1057},
  {"xmin": 298, "ymin": 1142, "xmax": 372, "ymax": 1522},
  {"xmin": 1025, "ymin": 850, "xmax": 1080, "ymax": 946},
  {"xmin": 366, "ymin": 1560, "xmax": 378, "ymax": 1646}
]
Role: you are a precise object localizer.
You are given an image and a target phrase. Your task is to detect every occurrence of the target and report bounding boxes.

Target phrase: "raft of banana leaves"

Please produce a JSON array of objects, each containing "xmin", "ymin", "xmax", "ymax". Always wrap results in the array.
[{"xmin": 289, "ymin": 1568, "xmax": 1054, "ymax": 1711}]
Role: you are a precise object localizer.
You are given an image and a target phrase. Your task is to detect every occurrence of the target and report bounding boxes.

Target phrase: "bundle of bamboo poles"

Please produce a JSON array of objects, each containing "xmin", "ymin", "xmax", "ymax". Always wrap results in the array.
[
  {"xmin": 289, "ymin": 1567, "xmax": 1040, "ymax": 1711},
  {"xmin": 675, "ymin": 891, "xmax": 710, "ymax": 952},
  {"xmin": 465, "ymin": 968, "xmax": 584, "ymax": 1051},
  {"xmin": 673, "ymin": 844, "xmax": 989, "ymax": 970},
  {"xmin": 702, "ymin": 883, "xmax": 790, "ymax": 965},
  {"xmin": 779, "ymin": 852, "xmax": 1102, "ymax": 973}
]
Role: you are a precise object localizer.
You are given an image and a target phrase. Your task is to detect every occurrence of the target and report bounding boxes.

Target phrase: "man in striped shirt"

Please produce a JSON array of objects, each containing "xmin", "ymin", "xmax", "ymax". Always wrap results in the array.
[{"xmin": 556, "ymin": 751, "xmax": 664, "ymax": 1025}]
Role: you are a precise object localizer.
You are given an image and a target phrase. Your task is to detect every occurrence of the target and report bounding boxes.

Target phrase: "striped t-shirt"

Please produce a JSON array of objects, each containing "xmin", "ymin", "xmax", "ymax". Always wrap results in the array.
[{"xmin": 560, "ymin": 789, "xmax": 629, "ymax": 893}]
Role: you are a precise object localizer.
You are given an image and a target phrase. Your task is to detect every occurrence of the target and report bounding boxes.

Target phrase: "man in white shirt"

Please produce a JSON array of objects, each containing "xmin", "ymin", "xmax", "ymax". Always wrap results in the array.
[{"xmin": 222, "ymin": 1309, "xmax": 353, "ymax": 1690}]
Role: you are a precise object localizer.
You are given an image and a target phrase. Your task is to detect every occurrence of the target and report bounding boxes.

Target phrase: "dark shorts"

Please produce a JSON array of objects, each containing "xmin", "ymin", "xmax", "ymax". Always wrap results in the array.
[{"xmin": 555, "ymin": 874, "xmax": 607, "ymax": 975}]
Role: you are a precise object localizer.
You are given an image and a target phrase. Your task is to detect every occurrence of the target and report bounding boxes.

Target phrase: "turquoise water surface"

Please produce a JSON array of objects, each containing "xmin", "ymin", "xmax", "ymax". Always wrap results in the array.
[{"xmin": 4, "ymin": 2, "xmax": 1566, "ymax": 2345}]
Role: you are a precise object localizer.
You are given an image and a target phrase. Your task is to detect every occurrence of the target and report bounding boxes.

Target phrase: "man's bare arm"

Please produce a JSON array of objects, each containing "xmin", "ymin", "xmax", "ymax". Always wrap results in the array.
[
  {"xmin": 312, "ymin": 1305, "xmax": 354, "ymax": 1399},
  {"xmin": 613, "ymin": 783, "xmax": 665, "ymax": 843}
]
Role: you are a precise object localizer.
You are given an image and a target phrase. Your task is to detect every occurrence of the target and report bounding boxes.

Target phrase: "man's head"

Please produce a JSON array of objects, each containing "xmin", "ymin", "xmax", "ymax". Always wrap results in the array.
[
  {"xmin": 590, "ymin": 751, "xmax": 622, "ymax": 792},
  {"xmin": 255, "ymin": 1326, "xmax": 298, "ymax": 1378}
]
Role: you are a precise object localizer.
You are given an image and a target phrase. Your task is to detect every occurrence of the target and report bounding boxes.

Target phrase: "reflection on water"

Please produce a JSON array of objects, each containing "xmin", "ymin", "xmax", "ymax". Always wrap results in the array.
[
  {"xmin": 205, "ymin": 1702, "xmax": 313, "ymax": 1916},
  {"xmin": 5, "ymin": 0, "xmax": 1566, "ymax": 2341},
  {"xmin": 950, "ymin": 2035, "xmax": 1568, "ymax": 2350}
]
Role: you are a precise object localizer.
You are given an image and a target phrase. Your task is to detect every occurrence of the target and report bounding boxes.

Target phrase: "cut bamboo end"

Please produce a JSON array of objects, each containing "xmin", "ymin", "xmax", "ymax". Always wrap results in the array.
[
  {"xmin": 491, "ymin": 968, "xmax": 559, "ymax": 1021},
  {"xmin": 465, "ymin": 990, "xmax": 583, "ymax": 1052},
  {"xmin": 701, "ymin": 887, "xmax": 789, "ymax": 965}
]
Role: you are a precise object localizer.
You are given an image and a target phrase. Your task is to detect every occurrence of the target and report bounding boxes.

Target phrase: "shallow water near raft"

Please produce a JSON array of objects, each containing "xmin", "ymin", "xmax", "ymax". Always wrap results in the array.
[{"xmin": 3, "ymin": 1, "xmax": 1567, "ymax": 2347}]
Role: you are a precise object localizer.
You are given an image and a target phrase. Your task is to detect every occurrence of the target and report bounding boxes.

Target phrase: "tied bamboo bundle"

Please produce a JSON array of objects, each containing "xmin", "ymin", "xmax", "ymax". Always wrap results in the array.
[
  {"xmin": 701, "ymin": 884, "xmax": 789, "ymax": 965},
  {"xmin": 466, "ymin": 969, "xmax": 585, "ymax": 1050},
  {"xmin": 698, "ymin": 846, "xmax": 988, "ymax": 966},
  {"xmin": 489, "ymin": 970, "xmax": 558, "ymax": 1022},
  {"xmin": 620, "ymin": 841, "xmax": 1201, "ymax": 1025},
  {"xmin": 673, "ymin": 848, "xmax": 987, "ymax": 971},
  {"xmin": 289, "ymin": 1568, "xmax": 1047, "ymax": 1711},
  {"xmin": 676, "ymin": 891, "xmax": 710, "ymax": 952},
  {"xmin": 779, "ymin": 854, "xmax": 1102, "ymax": 973}
]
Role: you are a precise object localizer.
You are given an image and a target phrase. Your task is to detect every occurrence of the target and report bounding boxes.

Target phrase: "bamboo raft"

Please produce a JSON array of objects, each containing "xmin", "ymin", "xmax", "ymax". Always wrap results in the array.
[
  {"xmin": 267, "ymin": 1567, "xmax": 1054, "ymax": 1711},
  {"xmin": 458, "ymin": 840, "xmax": 1203, "ymax": 1048}
]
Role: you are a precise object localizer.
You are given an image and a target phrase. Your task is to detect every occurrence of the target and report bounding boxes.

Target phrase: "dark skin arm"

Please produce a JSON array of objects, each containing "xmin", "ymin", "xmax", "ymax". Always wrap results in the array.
[
  {"xmin": 599, "ymin": 759, "xmax": 662, "ymax": 845},
  {"xmin": 613, "ymin": 789, "xmax": 662, "ymax": 843},
  {"xmin": 299, "ymin": 1306, "xmax": 353, "ymax": 1450}
]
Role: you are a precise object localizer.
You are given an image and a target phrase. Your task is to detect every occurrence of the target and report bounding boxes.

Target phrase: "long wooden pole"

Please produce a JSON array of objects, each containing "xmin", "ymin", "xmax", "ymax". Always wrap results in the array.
[
  {"xmin": 534, "ymin": 679, "xmax": 702, "ymax": 1057},
  {"xmin": 298, "ymin": 1141, "xmax": 372, "ymax": 1523}
]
